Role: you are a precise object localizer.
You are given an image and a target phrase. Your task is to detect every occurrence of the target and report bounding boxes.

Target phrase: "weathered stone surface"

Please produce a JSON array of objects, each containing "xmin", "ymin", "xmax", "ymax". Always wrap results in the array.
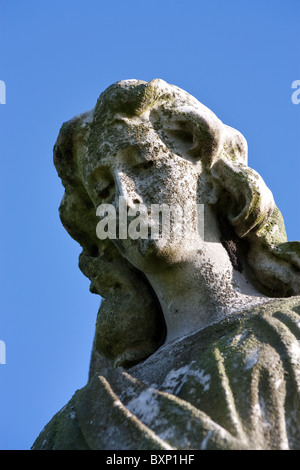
[
  {"xmin": 32, "ymin": 79, "xmax": 300, "ymax": 450},
  {"xmin": 33, "ymin": 297, "xmax": 300, "ymax": 450}
]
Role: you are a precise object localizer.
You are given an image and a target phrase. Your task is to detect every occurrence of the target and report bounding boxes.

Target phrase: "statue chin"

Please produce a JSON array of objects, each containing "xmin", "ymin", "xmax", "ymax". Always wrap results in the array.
[
  {"xmin": 119, "ymin": 239, "xmax": 195, "ymax": 273},
  {"xmin": 32, "ymin": 79, "xmax": 300, "ymax": 451}
]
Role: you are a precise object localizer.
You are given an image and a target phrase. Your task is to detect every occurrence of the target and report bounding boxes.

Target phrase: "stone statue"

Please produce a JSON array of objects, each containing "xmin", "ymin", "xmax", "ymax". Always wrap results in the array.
[{"xmin": 32, "ymin": 79, "xmax": 300, "ymax": 450}]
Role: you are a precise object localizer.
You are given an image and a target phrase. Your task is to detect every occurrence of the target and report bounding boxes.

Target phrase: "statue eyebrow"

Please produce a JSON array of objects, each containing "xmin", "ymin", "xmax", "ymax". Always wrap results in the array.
[
  {"xmin": 109, "ymin": 113, "xmax": 149, "ymax": 127},
  {"xmin": 108, "ymin": 115, "xmax": 129, "ymax": 126},
  {"xmin": 110, "ymin": 118, "xmax": 126, "ymax": 125}
]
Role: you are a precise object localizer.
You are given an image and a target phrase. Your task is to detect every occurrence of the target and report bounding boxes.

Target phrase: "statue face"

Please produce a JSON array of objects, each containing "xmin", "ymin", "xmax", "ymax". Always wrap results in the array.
[{"xmin": 84, "ymin": 114, "xmax": 212, "ymax": 273}]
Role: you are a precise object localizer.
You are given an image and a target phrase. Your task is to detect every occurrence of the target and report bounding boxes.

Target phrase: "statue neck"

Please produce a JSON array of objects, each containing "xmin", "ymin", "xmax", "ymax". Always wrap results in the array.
[{"xmin": 145, "ymin": 240, "xmax": 267, "ymax": 345}]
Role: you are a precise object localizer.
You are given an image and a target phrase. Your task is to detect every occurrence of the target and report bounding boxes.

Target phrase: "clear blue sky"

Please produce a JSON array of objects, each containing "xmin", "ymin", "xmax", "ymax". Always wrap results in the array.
[{"xmin": 0, "ymin": 0, "xmax": 299, "ymax": 450}]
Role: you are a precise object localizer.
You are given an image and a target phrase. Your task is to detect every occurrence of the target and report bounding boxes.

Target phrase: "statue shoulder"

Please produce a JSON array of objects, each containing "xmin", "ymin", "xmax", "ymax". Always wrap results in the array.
[{"xmin": 32, "ymin": 296, "xmax": 300, "ymax": 450}]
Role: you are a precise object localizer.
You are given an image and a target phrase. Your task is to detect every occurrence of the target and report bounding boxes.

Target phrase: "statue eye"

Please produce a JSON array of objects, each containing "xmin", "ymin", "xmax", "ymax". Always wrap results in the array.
[
  {"xmin": 99, "ymin": 187, "xmax": 110, "ymax": 199},
  {"xmin": 166, "ymin": 129, "xmax": 194, "ymax": 145},
  {"xmin": 98, "ymin": 181, "xmax": 114, "ymax": 199},
  {"xmin": 143, "ymin": 160, "xmax": 154, "ymax": 170}
]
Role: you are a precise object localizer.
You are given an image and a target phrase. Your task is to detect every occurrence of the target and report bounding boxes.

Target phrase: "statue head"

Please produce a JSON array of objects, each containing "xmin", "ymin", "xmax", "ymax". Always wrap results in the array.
[{"xmin": 54, "ymin": 79, "xmax": 300, "ymax": 368}]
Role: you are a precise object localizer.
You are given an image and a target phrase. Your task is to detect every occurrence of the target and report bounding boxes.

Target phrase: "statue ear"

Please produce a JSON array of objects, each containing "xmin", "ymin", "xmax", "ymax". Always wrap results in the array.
[{"xmin": 212, "ymin": 157, "xmax": 276, "ymax": 238}]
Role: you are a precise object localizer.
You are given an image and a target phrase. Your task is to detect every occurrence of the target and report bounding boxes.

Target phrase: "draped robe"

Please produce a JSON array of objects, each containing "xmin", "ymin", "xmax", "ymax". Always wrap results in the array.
[{"xmin": 32, "ymin": 296, "xmax": 300, "ymax": 450}]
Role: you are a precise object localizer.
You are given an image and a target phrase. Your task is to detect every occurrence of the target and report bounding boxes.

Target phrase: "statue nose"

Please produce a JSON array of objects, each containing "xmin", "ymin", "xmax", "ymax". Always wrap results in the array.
[{"xmin": 114, "ymin": 170, "xmax": 142, "ymax": 209}]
